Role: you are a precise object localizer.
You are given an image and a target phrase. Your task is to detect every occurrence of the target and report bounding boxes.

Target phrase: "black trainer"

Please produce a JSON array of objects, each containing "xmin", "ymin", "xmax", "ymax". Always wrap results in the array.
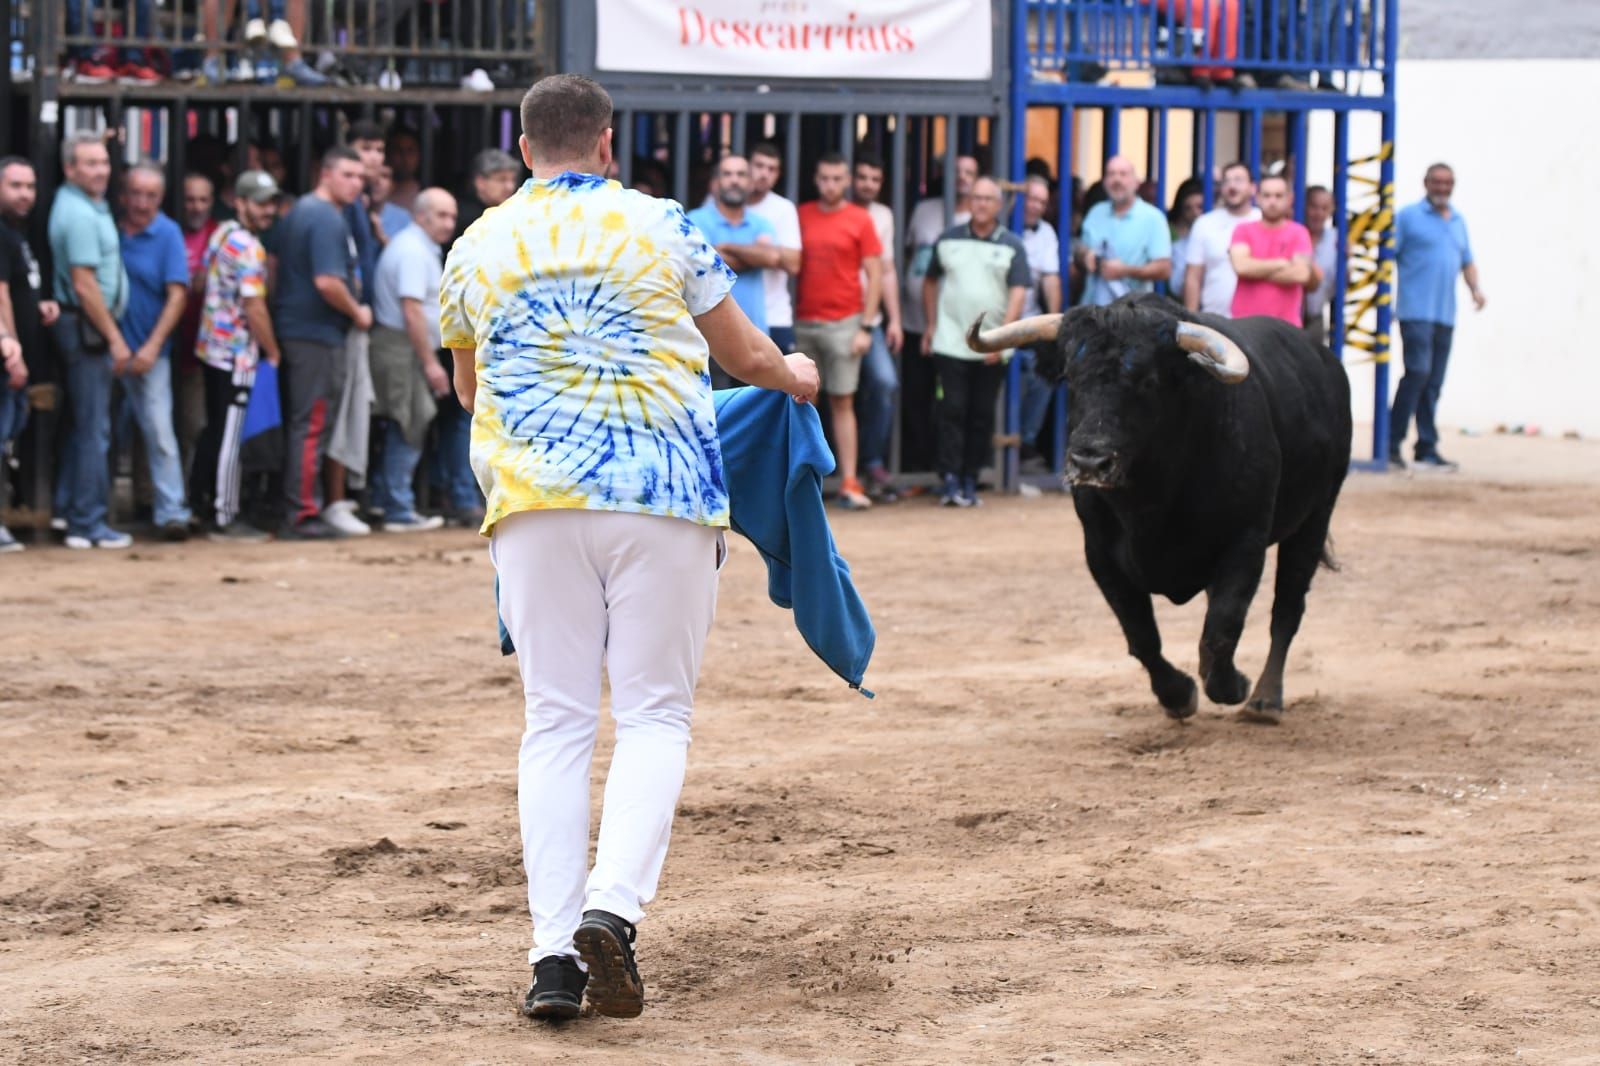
[
  {"xmin": 1414, "ymin": 451, "xmax": 1459, "ymax": 472},
  {"xmin": 522, "ymin": 954, "xmax": 586, "ymax": 1021},
  {"xmin": 573, "ymin": 909, "xmax": 644, "ymax": 1018}
]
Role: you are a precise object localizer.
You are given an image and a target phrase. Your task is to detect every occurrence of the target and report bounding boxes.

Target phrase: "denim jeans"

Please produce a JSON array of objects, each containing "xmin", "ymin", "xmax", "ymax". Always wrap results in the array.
[
  {"xmin": 56, "ymin": 315, "xmax": 115, "ymax": 538},
  {"xmin": 855, "ymin": 326, "xmax": 898, "ymax": 473},
  {"xmin": 1390, "ymin": 320, "xmax": 1454, "ymax": 459},
  {"xmin": 1014, "ymin": 345, "xmax": 1056, "ymax": 446},
  {"xmin": 430, "ymin": 354, "xmax": 481, "ymax": 513},
  {"xmin": 122, "ymin": 355, "xmax": 193, "ymax": 526},
  {"xmin": 0, "ymin": 379, "xmax": 27, "ymax": 447},
  {"xmin": 66, "ymin": 0, "xmax": 153, "ymax": 63},
  {"xmin": 371, "ymin": 417, "xmax": 422, "ymax": 522}
]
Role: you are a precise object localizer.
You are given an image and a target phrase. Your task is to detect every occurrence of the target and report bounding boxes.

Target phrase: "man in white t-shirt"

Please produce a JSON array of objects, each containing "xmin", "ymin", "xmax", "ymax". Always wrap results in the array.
[
  {"xmin": 1182, "ymin": 162, "xmax": 1259, "ymax": 317},
  {"xmin": 901, "ymin": 154, "xmax": 975, "ymax": 469},
  {"xmin": 746, "ymin": 142, "xmax": 803, "ymax": 353},
  {"xmin": 850, "ymin": 152, "xmax": 903, "ymax": 500},
  {"xmin": 1301, "ymin": 184, "xmax": 1340, "ymax": 347},
  {"xmin": 1017, "ymin": 175, "xmax": 1062, "ymax": 453}
]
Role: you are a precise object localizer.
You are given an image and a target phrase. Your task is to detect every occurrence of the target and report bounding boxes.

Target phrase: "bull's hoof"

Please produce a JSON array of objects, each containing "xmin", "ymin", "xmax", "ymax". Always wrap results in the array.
[
  {"xmin": 1237, "ymin": 698, "xmax": 1284, "ymax": 726},
  {"xmin": 1204, "ymin": 667, "xmax": 1251, "ymax": 706},
  {"xmin": 1158, "ymin": 676, "xmax": 1199, "ymax": 720}
]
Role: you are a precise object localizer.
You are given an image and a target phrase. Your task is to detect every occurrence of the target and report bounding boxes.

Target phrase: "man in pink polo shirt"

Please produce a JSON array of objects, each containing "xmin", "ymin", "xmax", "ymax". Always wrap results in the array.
[{"xmin": 1228, "ymin": 175, "xmax": 1321, "ymax": 324}]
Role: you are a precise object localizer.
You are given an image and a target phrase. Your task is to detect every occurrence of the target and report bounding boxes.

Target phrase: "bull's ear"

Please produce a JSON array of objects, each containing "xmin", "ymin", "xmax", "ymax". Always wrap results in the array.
[{"xmin": 1174, "ymin": 322, "xmax": 1250, "ymax": 384}]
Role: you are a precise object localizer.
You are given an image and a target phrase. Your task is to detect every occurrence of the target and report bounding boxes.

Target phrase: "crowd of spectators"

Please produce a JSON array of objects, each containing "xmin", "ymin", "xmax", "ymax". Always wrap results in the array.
[{"xmin": 0, "ymin": 117, "xmax": 1478, "ymax": 552}]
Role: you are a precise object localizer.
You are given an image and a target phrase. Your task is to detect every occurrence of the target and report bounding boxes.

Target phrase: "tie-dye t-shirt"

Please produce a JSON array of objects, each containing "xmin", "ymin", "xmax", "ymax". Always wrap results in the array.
[{"xmin": 439, "ymin": 172, "xmax": 737, "ymax": 535}]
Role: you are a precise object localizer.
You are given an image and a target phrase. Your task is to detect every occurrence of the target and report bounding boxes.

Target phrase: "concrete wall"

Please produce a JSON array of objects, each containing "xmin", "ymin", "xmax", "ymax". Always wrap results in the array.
[{"xmin": 1311, "ymin": 60, "xmax": 1600, "ymax": 442}]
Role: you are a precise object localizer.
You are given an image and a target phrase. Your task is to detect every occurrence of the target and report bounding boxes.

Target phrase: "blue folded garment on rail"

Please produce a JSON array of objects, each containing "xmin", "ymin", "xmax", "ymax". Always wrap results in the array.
[{"xmin": 496, "ymin": 386, "xmax": 874, "ymax": 696}]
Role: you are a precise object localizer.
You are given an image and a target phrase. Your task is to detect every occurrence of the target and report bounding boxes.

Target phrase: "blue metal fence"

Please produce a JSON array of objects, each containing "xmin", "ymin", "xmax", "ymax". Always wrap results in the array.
[{"xmin": 1027, "ymin": 0, "xmax": 1394, "ymax": 78}]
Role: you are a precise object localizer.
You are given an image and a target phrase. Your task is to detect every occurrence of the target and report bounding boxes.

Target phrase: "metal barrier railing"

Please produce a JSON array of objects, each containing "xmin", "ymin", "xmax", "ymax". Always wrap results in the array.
[
  {"xmin": 1026, "ymin": 0, "xmax": 1393, "ymax": 78},
  {"xmin": 20, "ymin": 0, "xmax": 553, "ymax": 86}
]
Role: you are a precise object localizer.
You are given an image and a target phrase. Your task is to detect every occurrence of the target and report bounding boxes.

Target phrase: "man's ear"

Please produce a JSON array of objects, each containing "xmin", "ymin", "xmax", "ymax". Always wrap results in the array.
[
  {"xmin": 518, "ymin": 134, "xmax": 534, "ymax": 171},
  {"xmin": 597, "ymin": 127, "xmax": 615, "ymax": 172}
]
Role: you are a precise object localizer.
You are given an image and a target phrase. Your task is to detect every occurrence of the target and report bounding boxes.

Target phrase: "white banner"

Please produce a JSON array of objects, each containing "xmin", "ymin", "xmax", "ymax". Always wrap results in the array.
[{"xmin": 595, "ymin": 1, "xmax": 994, "ymax": 82}]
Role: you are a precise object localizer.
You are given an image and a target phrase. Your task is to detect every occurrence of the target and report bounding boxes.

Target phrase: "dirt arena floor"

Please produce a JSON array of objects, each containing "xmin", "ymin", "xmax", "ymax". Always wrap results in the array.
[{"xmin": 4, "ymin": 431, "xmax": 1598, "ymax": 1065}]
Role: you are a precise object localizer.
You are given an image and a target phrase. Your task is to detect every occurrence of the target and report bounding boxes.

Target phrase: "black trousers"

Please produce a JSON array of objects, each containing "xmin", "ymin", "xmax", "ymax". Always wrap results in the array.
[
  {"xmin": 933, "ymin": 354, "xmax": 1004, "ymax": 480},
  {"xmin": 191, "ymin": 361, "xmax": 256, "ymax": 529},
  {"xmin": 899, "ymin": 333, "xmax": 939, "ymax": 472}
]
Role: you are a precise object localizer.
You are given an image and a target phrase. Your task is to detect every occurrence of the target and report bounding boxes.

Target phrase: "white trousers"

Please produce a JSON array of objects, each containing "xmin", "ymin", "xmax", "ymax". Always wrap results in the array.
[{"xmin": 490, "ymin": 509, "xmax": 722, "ymax": 964}]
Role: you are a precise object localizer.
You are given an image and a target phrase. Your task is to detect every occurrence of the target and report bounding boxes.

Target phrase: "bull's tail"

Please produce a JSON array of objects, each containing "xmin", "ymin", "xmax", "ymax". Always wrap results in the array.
[{"xmin": 1319, "ymin": 534, "xmax": 1340, "ymax": 573}]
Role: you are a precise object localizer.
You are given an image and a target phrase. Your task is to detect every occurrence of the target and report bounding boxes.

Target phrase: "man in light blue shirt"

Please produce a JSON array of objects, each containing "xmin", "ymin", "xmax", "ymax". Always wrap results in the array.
[
  {"xmin": 1389, "ymin": 163, "xmax": 1486, "ymax": 470},
  {"xmin": 687, "ymin": 154, "xmax": 778, "ymax": 345},
  {"xmin": 1075, "ymin": 156, "xmax": 1172, "ymax": 306}
]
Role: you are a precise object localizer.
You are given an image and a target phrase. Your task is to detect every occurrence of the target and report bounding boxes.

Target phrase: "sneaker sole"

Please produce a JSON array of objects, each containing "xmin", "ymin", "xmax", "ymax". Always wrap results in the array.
[
  {"xmin": 521, "ymin": 992, "xmax": 582, "ymax": 1021},
  {"xmin": 573, "ymin": 923, "xmax": 643, "ymax": 1019}
]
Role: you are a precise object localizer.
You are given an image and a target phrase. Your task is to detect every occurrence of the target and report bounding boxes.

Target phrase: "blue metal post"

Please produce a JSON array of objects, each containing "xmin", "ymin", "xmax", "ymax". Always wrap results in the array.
[
  {"xmin": 1105, "ymin": 105, "xmax": 1121, "ymax": 161},
  {"xmin": 1289, "ymin": 107, "xmax": 1308, "ymax": 222},
  {"xmin": 1201, "ymin": 108, "xmax": 1216, "ymax": 207},
  {"xmin": 1332, "ymin": 108, "xmax": 1349, "ymax": 358},
  {"xmin": 1053, "ymin": 101, "xmax": 1075, "ymax": 474},
  {"xmin": 1004, "ymin": 5, "xmax": 1031, "ymax": 492},
  {"xmin": 1247, "ymin": 107, "xmax": 1262, "ymax": 180}
]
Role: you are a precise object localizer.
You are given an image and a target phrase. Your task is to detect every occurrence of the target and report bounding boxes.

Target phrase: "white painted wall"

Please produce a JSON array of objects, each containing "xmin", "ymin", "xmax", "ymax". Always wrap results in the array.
[{"xmin": 1310, "ymin": 60, "xmax": 1600, "ymax": 442}]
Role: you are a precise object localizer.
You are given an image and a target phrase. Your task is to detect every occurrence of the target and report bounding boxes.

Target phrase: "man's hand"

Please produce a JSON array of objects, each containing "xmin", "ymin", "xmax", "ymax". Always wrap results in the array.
[
  {"xmin": 39, "ymin": 300, "xmax": 61, "ymax": 327},
  {"xmin": 424, "ymin": 359, "xmax": 451, "ymax": 397},
  {"xmin": 1471, "ymin": 289, "xmax": 1487, "ymax": 311},
  {"xmin": 1082, "ymin": 249, "xmax": 1099, "ymax": 276},
  {"xmin": 353, "ymin": 305, "xmax": 374, "ymax": 331},
  {"xmin": 783, "ymin": 352, "xmax": 820, "ymax": 405},
  {"xmin": 110, "ymin": 336, "xmax": 133, "ymax": 375},
  {"xmin": 920, "ymin": 330, "xmax": 933, "ymax": 357},
  {"xmin": 1100, "ymin": 258, "xmax": 1128, "ymax": 282},
  {"xmin": 127, "ymin": 341, "xmax": 160, "ymax": 377},
  {"xmin": 886, "ymin": 320, "xmax": 903, "ymax": 355},
  {"xmin": 849, "ymin": 328, "xmax": 871, "ymax": 359},
  {"xmin": 982, "ymin": 350, "xmax": 1002, "ymax": 366},
  {"xmin": 2, "ymin": 337, "xmax": 25, "ymax": 389}
]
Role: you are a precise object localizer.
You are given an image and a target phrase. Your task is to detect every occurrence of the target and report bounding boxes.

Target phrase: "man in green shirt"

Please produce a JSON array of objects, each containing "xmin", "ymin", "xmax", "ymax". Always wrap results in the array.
[{"xmin": 921, "ymin": 176, "xmax": 1031, "ymax": 507}]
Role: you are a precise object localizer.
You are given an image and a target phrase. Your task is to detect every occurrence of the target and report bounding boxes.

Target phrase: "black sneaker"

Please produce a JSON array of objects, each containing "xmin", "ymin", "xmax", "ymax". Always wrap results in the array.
[
  {"xmin": 281, "ymin": 516, "xmax": 341, "ymax": 540},
  {"xmin": 1414, "ymin": 452, "xmax": 1459, "ymax": 472},
  {"xmin": 573, "ymin": 909, "xmax": 644, "ymax": 1018},
  {"xmin": 161, "ymin": 520, "xmax": 192, "ymax": 542},
  {"xmin": 522, "ymin": 954, "xmax": 586, "ymax": 1021},
  {"xmin": 1387, "ymin": 452, "xmax": 1407, "ymax": 471}
]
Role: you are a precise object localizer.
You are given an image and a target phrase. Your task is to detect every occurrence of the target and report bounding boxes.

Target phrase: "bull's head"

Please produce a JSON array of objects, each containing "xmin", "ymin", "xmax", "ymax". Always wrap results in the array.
[{"xmin": 966, "ymin": 295, "xmax": 1249, "ymax": 490}]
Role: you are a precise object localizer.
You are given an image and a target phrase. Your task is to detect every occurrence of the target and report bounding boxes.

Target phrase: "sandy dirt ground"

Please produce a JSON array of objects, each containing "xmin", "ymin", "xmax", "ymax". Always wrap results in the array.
[{"xmin": 3, "ymin": 431, "xmax": 1599, "ymax": 1065}]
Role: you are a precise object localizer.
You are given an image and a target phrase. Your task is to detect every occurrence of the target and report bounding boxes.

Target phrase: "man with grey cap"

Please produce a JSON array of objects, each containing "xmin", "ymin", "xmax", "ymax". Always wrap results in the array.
[
  {"xmin": 192, "ymin": 170, "xmax": 283, "ymax": 540},
  {"xmin": 369, "ymin": 187, "xmax": 457, "ymax": 532}
]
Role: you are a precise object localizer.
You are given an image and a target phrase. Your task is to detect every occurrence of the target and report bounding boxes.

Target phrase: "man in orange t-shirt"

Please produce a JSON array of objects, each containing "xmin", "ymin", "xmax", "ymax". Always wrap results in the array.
[{"xmin": 794, "ymin": 153, "xmax": 882, "ymax": 511}]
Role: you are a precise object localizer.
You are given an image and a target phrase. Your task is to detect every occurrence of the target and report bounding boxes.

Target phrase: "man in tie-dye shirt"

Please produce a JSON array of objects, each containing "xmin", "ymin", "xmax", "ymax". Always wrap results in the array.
[{"xmin": 440, "ymin": 73, "xmax": 818, "ymax": 1024}]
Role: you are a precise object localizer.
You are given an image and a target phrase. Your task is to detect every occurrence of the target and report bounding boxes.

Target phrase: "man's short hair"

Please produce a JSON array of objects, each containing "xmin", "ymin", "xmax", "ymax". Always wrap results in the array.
[
  {"xmin": 184, "ymin": 171, "xmax": 215, "ymax": 191},
  {"xmin": 750, "ymin": 141, "xmax": 782, "ymax": 164},
  {"xmin": 853, "ymin": 150, "xmax": 884, "ymax": 173},
  {"xmin": 321, "ymin": 144, "xmax": 362, "ymax": 170},
  {"xmin": 61, "ymin": 132, "xmax": 106, "ymax": 170},
  {"xmin": 1426, "ymin": 162, "xmax": 1453, "ymax": 177},
  {"xmin": 520, "ymin": 74, "xmax": 613, "ymax": 163},
  {"xmin": 387, "ymin": 126, "xmax": 420, "ymax": 148},
  {"xmin": 1220, "ymin": 160, "xmax": 1254, "ymax": 182},
  {"xmin": 1024, "ymin": 173, "xmax": 1051, "ymax": 195},
  {"xmin": 1258, "ymin": 173, "xmax": 1289, "ymax": 191},
  {"xmin": 0, "ymin": 155, "xmax": 33, "ymax": 178},
  {"xmin": 125, "ymin": 159, "xmax": 166, "ymax": 189},
  {"xmin": 471, "ymin": 148, "xmax": 518, "ymax": 179},
  {"xmin": 815, "ymin": 152, "xmax": 848, "ymax": 171},
  {"xmin": 348, "ymin": 119, "xmax": 386, "ymax": 145},
  {"xmin": 1306, "ymin": 184, "xmax": 1331, "ymax": 199}
]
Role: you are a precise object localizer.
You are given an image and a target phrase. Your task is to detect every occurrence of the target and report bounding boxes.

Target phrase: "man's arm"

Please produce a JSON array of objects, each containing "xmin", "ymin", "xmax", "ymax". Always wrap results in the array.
[
  {"xmin": 241, "ymin": 294, "xmax": 281, "ymax": 367},
  {"xmin": 0, "ymin": 278, "xmax": 15, "ymax": 336},
  {"xmin": 1108, "ymin": 258, "xmax": 1171, "ymax": 283},
  {"xmin": 1463, "ymin": 262, "xmax": 1486, "ymax": 310},
  {"xmin": 1183, "ymin": 259, "xmax": 1205, "ymax": 311},
  {"xmin": 0, "ymin": 281, "xmax": 22, "ymax": 388},
  {"xmin": 129, "ymin": 281, "xmax": 189, "ymax": 375},
  {"xmin": 1300, "ymin": 257, "xmax": 1324, "ymax": 292},
  {"xmin": 402, "ymin": 297, "xmax": 451, "ymax": 397},
  {"xmin": 71, "ymin": 265, "xmax": 131, "ymax": 370},
  {"xmin": 1040, "ymin": 272, "xmax": 1063, "ymax": 315},
  {"xmin": 313, "ymin": 274, "xmax": 373, "ymax": 330},
  {"xmin": 879, "ymin": 253, "xmax": 903, "ymax": 351},
  {"xmin": 717, "ymin": 242, "xmax": 781, "ymax": 272},
  {"xmin": 451, "ymin": 347, "xmax": 477, "ymax": 413},
  {"xmin": 693, "ymin": 295, "xmax": 818, "ymax": 402},
  {"xmin": 860, "ymin": 255, "xmax": 882, "ymax": 327}
]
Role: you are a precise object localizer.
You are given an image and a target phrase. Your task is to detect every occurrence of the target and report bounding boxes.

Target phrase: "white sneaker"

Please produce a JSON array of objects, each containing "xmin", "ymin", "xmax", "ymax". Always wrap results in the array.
[
  {"xmin": 385, "ymin": 514, "xmax": 445, "ymax": 533},
  {"xmin": 376, "ymin": 67, "xmax": 402, "ymax": 91},
  {"xmin": 267, "ymin": 19, "xmax": 298, "ymax": 50},
  {"xmin": 244, "ymin": 17, "xmax": 267, "ymax": 42},
  {"xmin": 50, "ymin": 515, "xmax": 68, "ymax": 533},
  {"xmin": 0, "ymin": 525, "xmax": 23, "ymax": 553},
  {"xmin": 461, "ymin": 68, "xmax": 495, "ymax": 92},
  {"xmin": 64, "ymin": 529, "xmax": 134, "ymax": 550},
  {"xmin": 321, "ymin": 500, "xmax": 371, "ymax": 536}
]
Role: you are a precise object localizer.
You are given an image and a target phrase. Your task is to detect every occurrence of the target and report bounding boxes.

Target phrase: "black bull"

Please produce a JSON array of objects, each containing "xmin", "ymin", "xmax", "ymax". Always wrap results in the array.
[{"xmin": 969, "ymin": 294, "xmax": 1352, "ymax": 724}]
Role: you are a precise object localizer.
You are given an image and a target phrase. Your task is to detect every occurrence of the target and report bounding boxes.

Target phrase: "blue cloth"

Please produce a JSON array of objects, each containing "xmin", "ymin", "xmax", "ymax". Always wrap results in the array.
[
  {"xmin": 118, "ymin": 212, "xmax": 188, "ymax": 357},
  {"xmin": 1077, "ymin": 198, "xmax": 1173, "ymax": 306},
  {"xmin": 1395, "ymin": 199, "xmax": 1473, "ymax": 326},
  {"xmin": 56, "ymin": 313, "xmax": 117, "ymax": 538},
  {"xmin": 121, "ymin": 354, "xmax": 192, "ymax": 525},
  {"xmin": 241, "ymin": 357, "xmax": 281, "ymax": 440},
  {"xmin": 497, "ymin": 386, "xmax": 876, "ymax": 694},
  {"xmin": 857, "ymin": 324, "xmax": 898, "ymax": 472},
  {"xmin": 686, "ymin": 204, "xmax": 775, "ymax": 332},
  {"xmin": 271, "ymin": 194, "xmax": 356, "ymax": 346},
  {"xmin": 380, "ymin": 202, "xmax": 411, "ymax": 241},
  {"xmin": 371, "ymin": 416, "xmax": 423, "ymax": 521},
  {"xmin": 344, "ymin": 199, "xmax": 379, "ymax": 307}
]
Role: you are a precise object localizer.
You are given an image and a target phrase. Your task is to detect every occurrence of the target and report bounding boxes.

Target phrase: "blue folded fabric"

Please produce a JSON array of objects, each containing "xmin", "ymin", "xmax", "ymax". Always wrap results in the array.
[{"xmin": 496, "ymin": 386, "xmax": 874, "ymax": 696}]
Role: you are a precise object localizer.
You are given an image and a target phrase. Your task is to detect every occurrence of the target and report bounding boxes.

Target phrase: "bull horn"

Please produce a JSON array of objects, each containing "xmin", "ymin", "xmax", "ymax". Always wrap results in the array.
[
  {"xmin": 1174, "ymin": 321, "xmax": 1250, "ymax": 384},
  {"xmin": 966, "ymin": 313, "xmax": 1062, "ymax": 354}
]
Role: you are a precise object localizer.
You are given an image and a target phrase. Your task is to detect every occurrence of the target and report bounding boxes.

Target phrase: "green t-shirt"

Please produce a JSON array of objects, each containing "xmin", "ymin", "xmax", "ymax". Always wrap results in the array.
[
  {"xmin": 926, "ymin": 222, "xmax": 1032, "ymax": 361},
  {"xmin": 48, "ymin": 182, "xmax": 126, "ymax": 315}
]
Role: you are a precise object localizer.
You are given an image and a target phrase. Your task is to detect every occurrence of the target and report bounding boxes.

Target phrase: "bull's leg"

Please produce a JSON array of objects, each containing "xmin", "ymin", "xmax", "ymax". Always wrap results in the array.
[
  {"xmin": 1197, "ymin": 546, "xmax": 1268, "ymax": 707},
  {"xmin": 1084, "ymin": 542, "xmax": 1197, "ymax": 719},
  {"xmin": 1242, "ymin": 505, "xmax": 1336, "ymax": 724}
]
